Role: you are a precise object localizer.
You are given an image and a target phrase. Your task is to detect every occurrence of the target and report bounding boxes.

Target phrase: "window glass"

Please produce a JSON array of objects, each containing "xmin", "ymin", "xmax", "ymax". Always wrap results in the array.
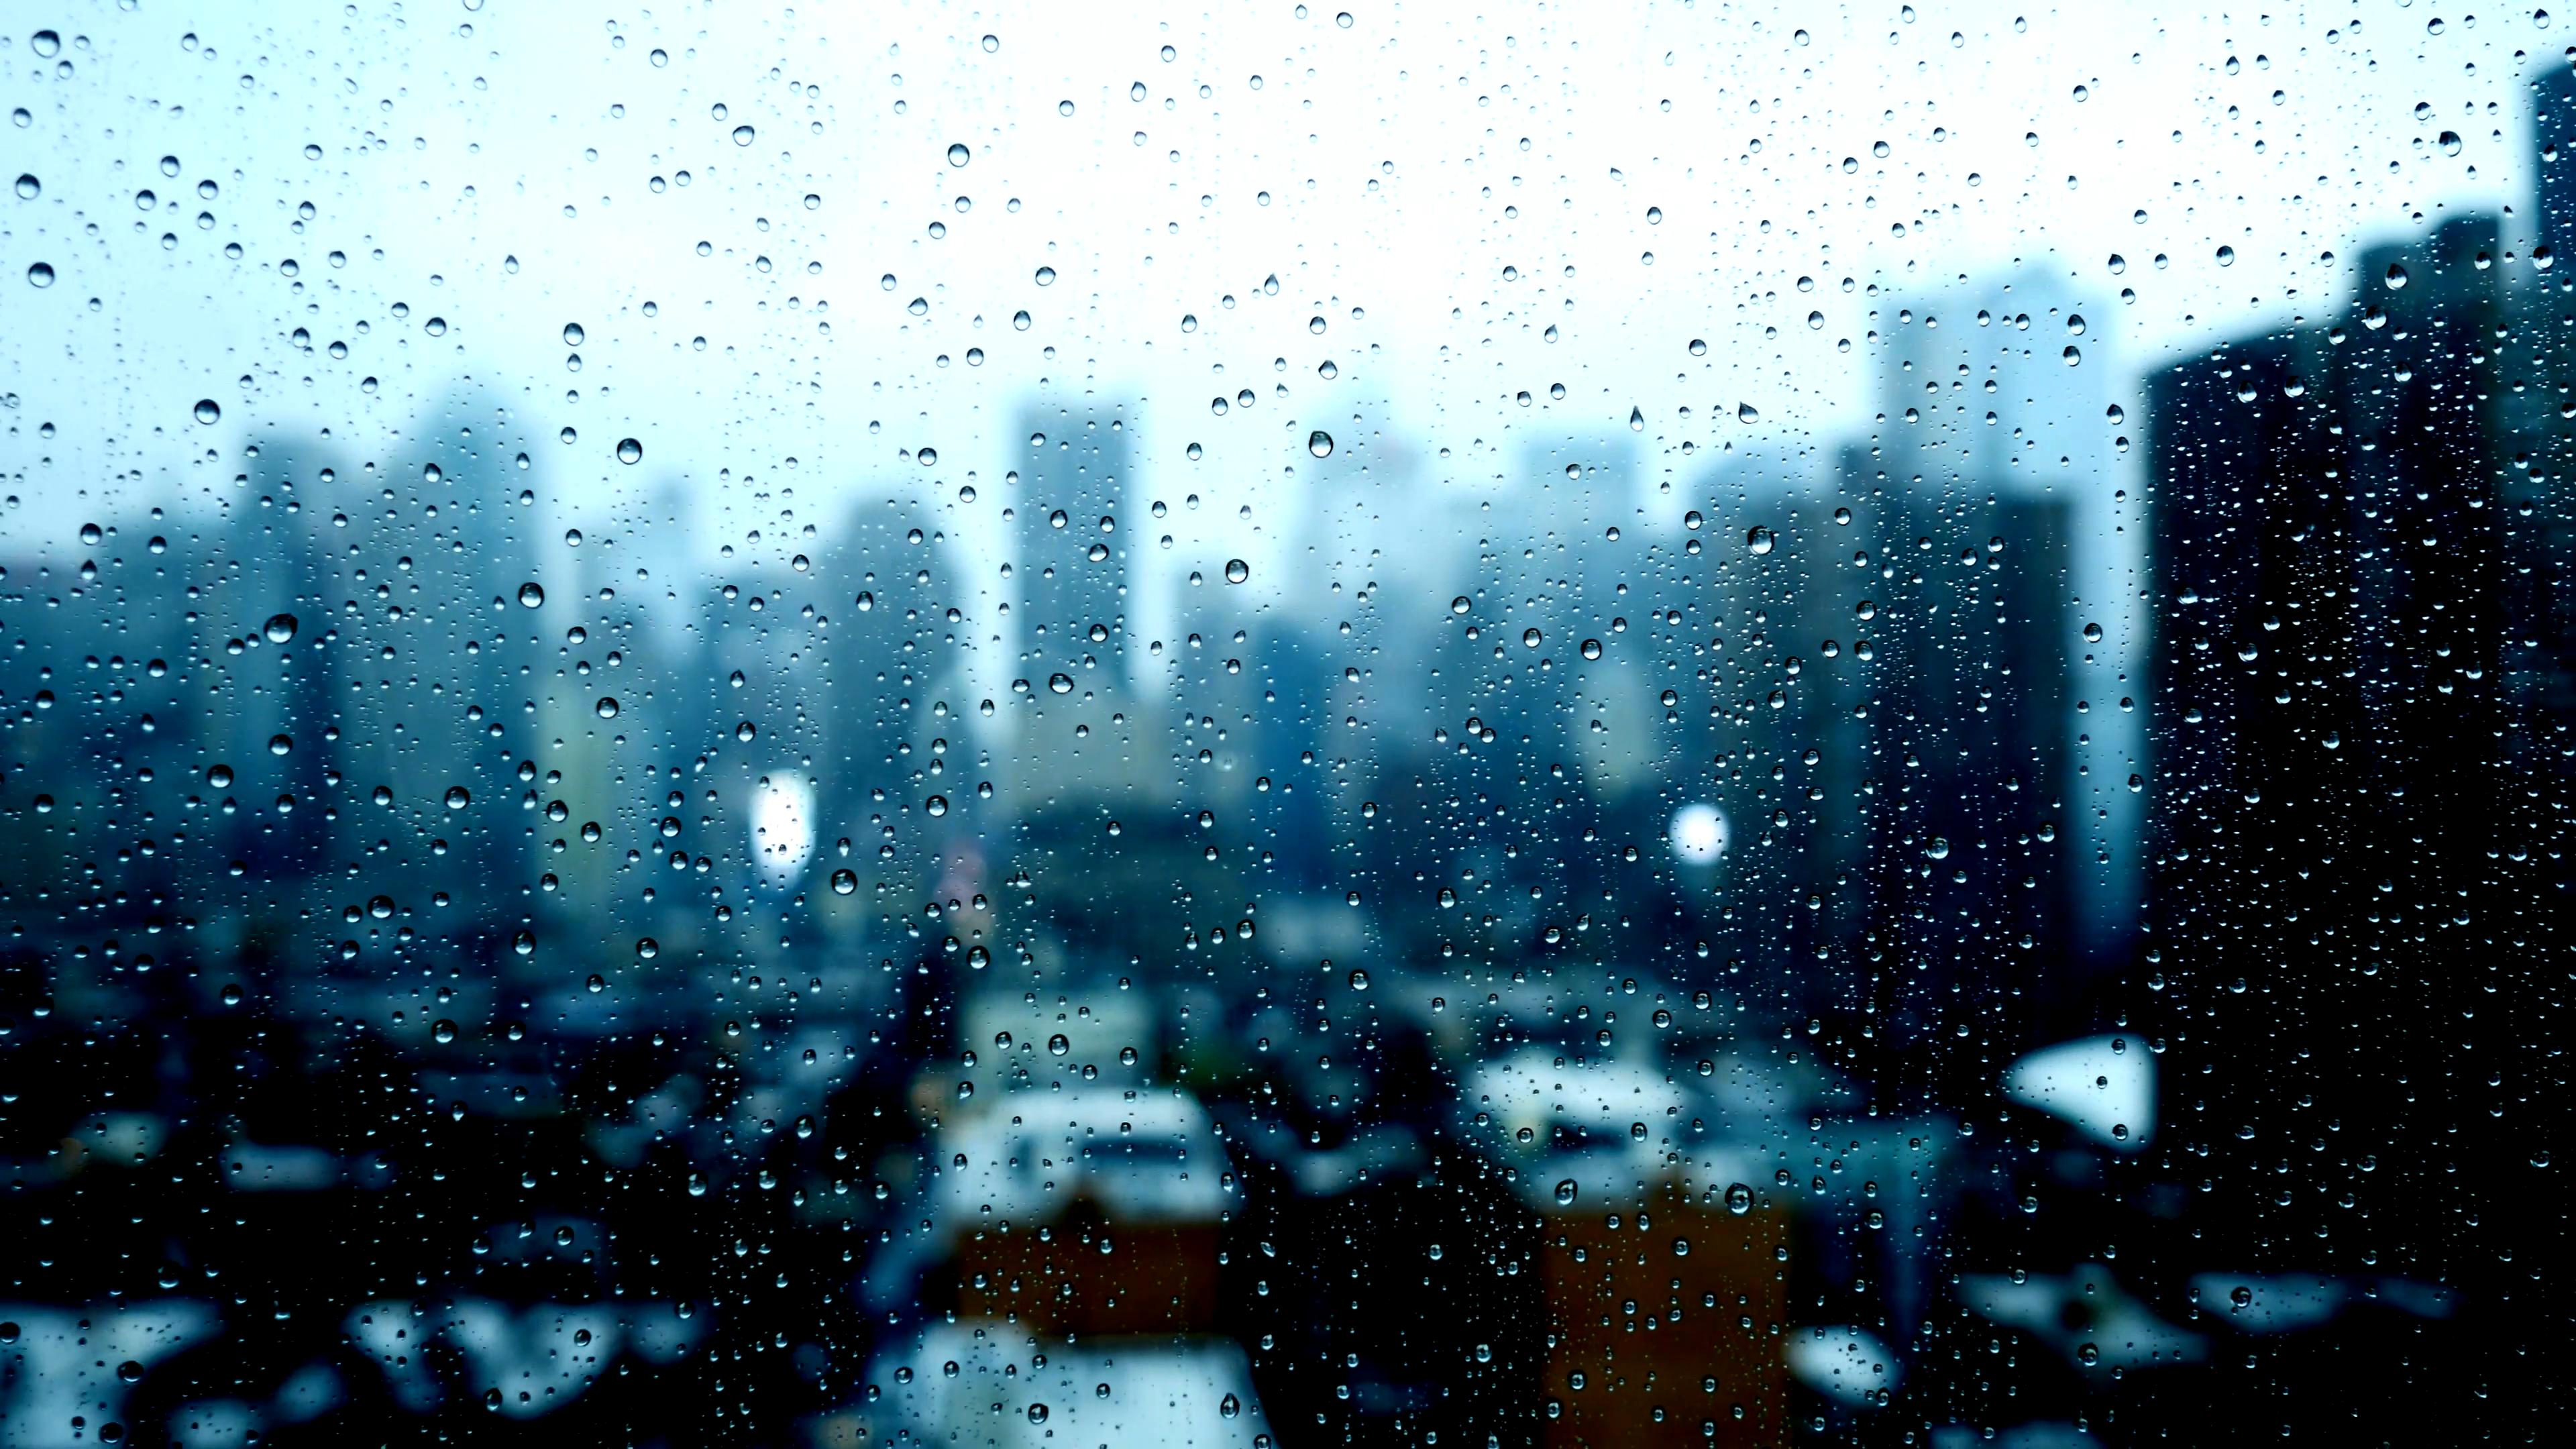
[{"xmin": 0, "ymin": 5, "xmax": 2557, "ymax": 1445}]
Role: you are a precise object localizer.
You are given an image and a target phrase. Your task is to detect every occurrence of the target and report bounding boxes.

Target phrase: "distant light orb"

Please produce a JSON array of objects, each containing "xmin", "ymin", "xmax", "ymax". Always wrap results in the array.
[{"xmin": 1669, "ymin": 803, "xmax": 1727, "ymax": 865}]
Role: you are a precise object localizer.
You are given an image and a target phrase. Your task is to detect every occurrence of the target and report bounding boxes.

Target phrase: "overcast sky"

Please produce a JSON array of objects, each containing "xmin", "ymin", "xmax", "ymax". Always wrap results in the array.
[{"xmin": 1, "ymin": 0, "xmax": 2555, "ymax": 557}]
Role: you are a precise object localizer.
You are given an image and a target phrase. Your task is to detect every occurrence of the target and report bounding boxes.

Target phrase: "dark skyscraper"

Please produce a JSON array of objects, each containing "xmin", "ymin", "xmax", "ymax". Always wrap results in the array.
[
  {"xmin": 1013, "ymin": 400, "xmax": 1134, "ymax": 704},
  {"xmin": 2140, "ymin": 211, "xmax": 2559, "ymax": 1359}
]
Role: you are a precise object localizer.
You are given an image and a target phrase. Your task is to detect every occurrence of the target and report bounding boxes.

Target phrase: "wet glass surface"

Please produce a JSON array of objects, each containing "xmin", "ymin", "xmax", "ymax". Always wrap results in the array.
[{"xmin": 0, "ymin": 6, "xmax": 2563, "ymax": 1446}]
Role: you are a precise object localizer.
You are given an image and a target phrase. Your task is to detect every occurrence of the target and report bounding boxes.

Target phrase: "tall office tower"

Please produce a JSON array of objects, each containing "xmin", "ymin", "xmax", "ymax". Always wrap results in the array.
[
  {"xmin": 814, "ymin": 490, "xmax": 938, "ymax": 881},
  {"xmin": 205, "ymin": 433, "xmax": 342, "ymax": 900},
  {"xmin": 1014, "ymin": 402, "xmax": 1134, "ymax": 705},
  {"xmin": 2140, "ymin": 212, "xmax": 2551, "ymax": 1301},
  {"xmin": 2521, "ymin": 68, "xmax": 2576, "ymax": 731},
  {"xmin": 1837, "ymin": 272, "xmax": 2130, "ymax": 1064},
  {"xmin": 1006, "ymin": 399, "xmax": 1164, "ymax": 830},
  {"xmin": 2146, "ymin": 214, "xmax": 2516, "ymax": 945}
]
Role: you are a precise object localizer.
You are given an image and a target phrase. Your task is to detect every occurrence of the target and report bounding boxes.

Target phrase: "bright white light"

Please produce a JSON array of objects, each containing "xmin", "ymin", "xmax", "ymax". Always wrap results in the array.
[
  {"xmin": 2002, "ymin": 1034, "xmax": 2155, "ymax": 1150},
  {"xmin": 1668, "ymin": 803, "xmax": 1727, "ymax": 865},
  {"xmin": 750, "ymin": 773, "xmax": 817, "ymax": 892}
]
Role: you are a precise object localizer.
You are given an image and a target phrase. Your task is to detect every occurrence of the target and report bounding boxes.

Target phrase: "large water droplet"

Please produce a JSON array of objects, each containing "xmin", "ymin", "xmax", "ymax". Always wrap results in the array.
[
  {"xmin": 1224, "ymin": 558, "xmax": 1250, "ymax": 584},
  {"xmin": 1450, "ymin": 595, "xmax": 1471, "ymax": 614},
  {"xmin": 595, "ymin": 696, "xmax": 621, "ymax": 719},
  {"xmin": 616, "ymin": 437, "xmax": 643, "ymax": 465},
  {"xmin": 1628, "ymin": 405, "xmax": 1645, "ymax": 431},
  {"xmin": 1580, "ymin": 638, "xmax": 1603, "ymax": 660},
  {"xmin": 1725, "ymin": 1182, "xmax": 1753, "ymax": 1215},
  {"xmin": 635, "ymin": 936, "xmax": 660, "ymax": 960},
  {"xmin": 1746, "ymin": 527, "xmax": 1775, "ymax": 555},
  {"xmin": 925, "ymin": 794, "xmax": 949, "ymax": 817},
  {"xmin": 732, "ymin": 123, "xmax": 756, "ymax": 146},
  {"xmin": 518, "ymin": 582, "xmax": 546, "ymax": 608},
  {"xmin": 1026, "ymin": 1404, "xmax": 1049, "ymax": 1425},
  {"xmin": 208, "ymin": 763, "xmax": 236, "ymax": 790},
  {"xmin": 194, "ymin": 398, "xmax": 222, "ymax": 425},
  {"xmin": 830, "ymin": 868, "xmax": 858, "ymax": 895},
  {"xmin": 948, "ymin": 142, "xmax": 971, "ymax": 166},
  {"xmin": 563, "ymin": 323, "xmax": 586, "ymax": 347},
  {"xmin": 1736, "ymin": 401, "xmax": 1759, "ymax": 423},
  {"xmin": 1047, "ymin": 673, "xmax": 1075, "ymax": 694},
  {"xmin": 13, "ymin": 174, "xmax": 37, "ymax": 199},
  {"xmin": 433, "ymin": 1019, "xmax": 458, "ymax": 1044},
  {"xmin": 1554, "ymin": 1179, "xmax": 1578, "ymax": 1208},
  {"xmin": 26, "ymin": 261, "xmax": 54, "ymax": 288},
  {"xmin": 2385, "ymin": 262, "xmax": 2409, "ymax": 290},
  {"xmin": 1048, "ymin": 1034, "xmax": 1070, "ymax": 1057},
  {"xmin": 1307, "ymin": 429, "xmax": 1334, "ymax": 458},
  {"xmin": 1523, "ymin": 627, "xmax": 1543, "ymax": 648},
  {"xmin": 445, "ymin": 785, "xmax": 471, "ymax": 810},
  {"xmin": 1220, "ymin": 1393, "xmax": 1242, "ymax": 1420},
  {"xmin": 735, "ymin": 720, "xmax": 758, "ymax": 742}
]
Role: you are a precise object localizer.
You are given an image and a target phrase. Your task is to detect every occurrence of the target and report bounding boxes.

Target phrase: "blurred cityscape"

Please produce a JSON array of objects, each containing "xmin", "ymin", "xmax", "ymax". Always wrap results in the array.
[{"xmin": 1, "ymin": 65, "xmax": 2569, "ymax": 1449}]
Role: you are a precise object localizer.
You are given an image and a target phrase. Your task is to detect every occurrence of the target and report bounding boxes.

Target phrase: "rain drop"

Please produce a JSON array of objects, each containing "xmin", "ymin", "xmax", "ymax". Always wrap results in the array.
[
  {"xmin": 1224, "ymin": 558, "xmax": 1250, "ymax": 584},
  {"xmin": 1554, "ymin": 1179, "xmax": 1579, "ymax": 1208},
  {"xmin": 736, "ymin": 720, "xmax": 758, "ymax": 742},
  {"xmin": 831, "ymin": 868, "xmax": 858, "ymax": 895},
  {"xmin": 1307, "ymin": 429, "xmax": 1335, "ymax": 458},
  {"xmin": 1725, "ymin": 1182, "xmax": 1753, "ymax": 1215},
  {"xmin": 25, "ymin": 262, "xmax": 53, "ymax": 288},
  {"xmin": 445, "ymin": 786, "xmax": 472, "ymax": 810},
  {"xmin": 194, "ymin": 398, "xmax": 222, "ymax": 425},
  {"xmin": 948, "ymin": 142, "xmax": 971, "ymax": 166},
  {"xmin": 1746, "ymin": 527, "xmax": 1775, "ymax": 555},
  {"xmin": 732, "ymin": 124, "xmax": 756, "ymax": 146},
  {"xmin": 616, "ymin": 437, "xmax": 643, "ymax": 465},
  {"xmin": 595, "ymin": 696, "xmax": 621, "ymax": 719},
  {"xmin": 518, "ymin": 582, "xmax": 546, "ymax": 608}
]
